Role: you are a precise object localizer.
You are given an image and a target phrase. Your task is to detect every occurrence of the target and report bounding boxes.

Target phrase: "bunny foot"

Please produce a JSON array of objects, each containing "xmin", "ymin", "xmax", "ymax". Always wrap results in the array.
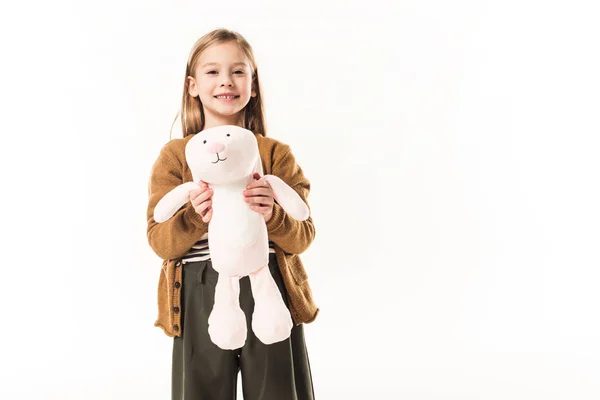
[
  {"xmin": 252, "ymin": 296, "xmax": 293, "ymax": 345},
  {"xmin": 208, "ymin": 274, "xmax": 247, "ymax": 350},
  {"xmin": 208, "ymin": 304, "xmax": 247, "ymax": 350},
  {"xmin": 249, "ymin": 266, "xmax": 293, "ymax": 345}
]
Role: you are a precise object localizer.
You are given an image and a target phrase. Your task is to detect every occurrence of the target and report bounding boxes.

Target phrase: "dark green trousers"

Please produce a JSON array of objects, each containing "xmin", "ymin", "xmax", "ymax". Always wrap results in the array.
[{"xmin": 172, "ymin": 253, "xmax": 315, "ymax": 400}]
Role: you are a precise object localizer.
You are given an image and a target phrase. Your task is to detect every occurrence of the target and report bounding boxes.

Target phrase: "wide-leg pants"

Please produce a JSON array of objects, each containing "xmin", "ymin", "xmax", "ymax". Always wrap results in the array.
[{"xmin": 172, "ymin": 253, "xmax": 315, "ymax": 400}]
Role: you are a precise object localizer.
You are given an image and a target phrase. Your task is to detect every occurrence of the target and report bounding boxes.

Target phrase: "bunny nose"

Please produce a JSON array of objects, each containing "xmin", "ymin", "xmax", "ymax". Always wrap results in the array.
[{"xmin": 206, "ymin": 142, "xmax": 225, "ymax": 154}]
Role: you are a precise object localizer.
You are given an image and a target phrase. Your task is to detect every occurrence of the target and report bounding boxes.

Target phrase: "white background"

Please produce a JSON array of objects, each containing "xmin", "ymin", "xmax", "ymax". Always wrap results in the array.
[{"xmin": 1, "ymin": 0, "xmax": 599, "ymax": 399}]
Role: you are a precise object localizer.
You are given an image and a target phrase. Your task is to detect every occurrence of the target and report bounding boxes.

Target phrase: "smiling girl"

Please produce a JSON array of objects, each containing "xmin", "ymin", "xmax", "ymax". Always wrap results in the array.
[{"xmin": 146, "ymin": 28, "xmax": 319, "ymax": 399}]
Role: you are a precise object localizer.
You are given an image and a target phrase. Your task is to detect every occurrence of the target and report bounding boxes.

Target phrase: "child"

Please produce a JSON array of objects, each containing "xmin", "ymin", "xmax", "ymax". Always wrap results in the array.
[{"xmin": 146, "ymin": 28, "xmax": 319, "ymax": 399}]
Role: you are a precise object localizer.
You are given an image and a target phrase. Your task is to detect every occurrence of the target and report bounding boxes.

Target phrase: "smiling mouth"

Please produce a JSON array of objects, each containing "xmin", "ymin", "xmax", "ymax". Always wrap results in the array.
[{"xmin": 211, "ymin": 154, "xmax": 227, "ymax": 164}]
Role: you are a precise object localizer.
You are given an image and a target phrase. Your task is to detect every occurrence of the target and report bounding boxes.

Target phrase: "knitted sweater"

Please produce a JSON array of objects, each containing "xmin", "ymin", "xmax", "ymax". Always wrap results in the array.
[{"xmin": 146, "ymin": 131, "xmax": 320, "ymax": 337}]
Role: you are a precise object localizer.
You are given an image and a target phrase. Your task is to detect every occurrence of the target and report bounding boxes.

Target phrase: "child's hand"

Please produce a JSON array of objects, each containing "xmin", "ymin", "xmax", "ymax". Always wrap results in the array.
[
  {"xmin": 190, "ymin": 180, "xmax": 213, "ymax": 223},
  {"xmin": 244, "ymin": 173, "xmax": 274, "ymax": 222}
]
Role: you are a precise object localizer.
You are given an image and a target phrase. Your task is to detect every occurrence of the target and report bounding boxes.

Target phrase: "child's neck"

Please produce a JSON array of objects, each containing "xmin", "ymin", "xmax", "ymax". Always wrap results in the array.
[{"xmin": 203, "ymin": 111, "xmax": 243, "ymax": 130}]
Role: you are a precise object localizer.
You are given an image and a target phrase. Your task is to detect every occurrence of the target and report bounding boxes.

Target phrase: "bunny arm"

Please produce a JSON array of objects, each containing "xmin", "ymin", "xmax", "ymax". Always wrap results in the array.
[
  {"xmin": 263, "ymin": 175, "xmax": 309, "ymax": 221},
  {"xmin": 153, "ymin": 181, "xmax": 200, "ymax": 223}
]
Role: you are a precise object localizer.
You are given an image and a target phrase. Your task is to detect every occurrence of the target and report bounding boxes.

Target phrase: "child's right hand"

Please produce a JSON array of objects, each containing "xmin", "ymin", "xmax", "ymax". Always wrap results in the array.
[{"xmin": 190, "ymin": 181, "xmax": 213, "ymax": 223}]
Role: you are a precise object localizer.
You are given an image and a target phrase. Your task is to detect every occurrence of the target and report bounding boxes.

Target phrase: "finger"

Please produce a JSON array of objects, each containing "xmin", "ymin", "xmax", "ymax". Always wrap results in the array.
[
  {"xmin": 247, "ymin": 198, "xmax": 274, "ymax": 209},
  {"xmin": 202, "ymin": 208, "xmax": 213, "ymax": 223},
  {"xmin": 196, "ymin": 200, "xmax": 212, "ymax": 215},
  {"xmin": 246, "ymin": 179, "xmax": 271, "ymax": 190},
  {"xmin": 250, "ymin": 204, "xmax": 272, "ymax": 214},
  {"xmin": 245, "ymin": 195, "xmax": 273, "ymax": 206},
  {"xmin": 244, "ymin": 187, "xmax": 272, "ymax": 197},
  {"xmin": 190, "ymin": 185, "xmax": 210, "ymax": 199},
  {"xmin": 191, "ymin": 188, "xmax": 213, "ymax": 206}
]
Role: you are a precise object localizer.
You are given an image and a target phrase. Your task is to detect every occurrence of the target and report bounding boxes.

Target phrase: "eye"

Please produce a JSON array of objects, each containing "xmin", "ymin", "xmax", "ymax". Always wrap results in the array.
[
  {"xmin": 226, "ymin": 133, "xmax": 230, "ymax": 137},
  {"xmin": 203, "ymin": 140, "xmax": 207, "ymax": 144},
  {"xmin": 233, "ymin": 70, "xmax": 245, "ymax": 74},
  {"xmin": 206, "ymin": 71, "xmax": 217, "ymax": 75}
]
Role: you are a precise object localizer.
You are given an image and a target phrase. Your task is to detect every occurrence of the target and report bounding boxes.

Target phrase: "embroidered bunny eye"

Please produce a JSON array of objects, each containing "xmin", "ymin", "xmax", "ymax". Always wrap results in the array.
[
  {"xmin": 226, "ymin": 134, "xmax": 230, "ymax": 137},
  {"xmin": 203, "ymin": 140, "xmax": 207, "ymax": 144}
]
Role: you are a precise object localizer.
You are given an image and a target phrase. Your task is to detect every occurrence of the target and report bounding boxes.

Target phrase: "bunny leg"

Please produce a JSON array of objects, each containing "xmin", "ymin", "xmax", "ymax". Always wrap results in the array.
[
  {"xmin": 207, "ymin": 274, "xmax": 247, "ymax": 350},
  {"xmin": 249, "ymin": 266, "xmax": 293, "ymax": 345}
]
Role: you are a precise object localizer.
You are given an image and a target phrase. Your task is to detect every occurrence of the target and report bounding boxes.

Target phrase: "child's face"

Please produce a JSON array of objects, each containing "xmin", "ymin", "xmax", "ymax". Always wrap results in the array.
[{"xmin": 187, "ymin": 41, "xmax": 256, "ymax": 126}]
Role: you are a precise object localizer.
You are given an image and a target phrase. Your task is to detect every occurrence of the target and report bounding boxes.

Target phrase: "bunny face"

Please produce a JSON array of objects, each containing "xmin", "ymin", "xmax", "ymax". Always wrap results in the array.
[{"xmin": 185, "ymin": 125, "xmax": 259, "ymax": 184}]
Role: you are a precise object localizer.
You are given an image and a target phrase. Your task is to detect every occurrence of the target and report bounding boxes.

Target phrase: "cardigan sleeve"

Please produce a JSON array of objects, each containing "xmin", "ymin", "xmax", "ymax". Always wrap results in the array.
[
  {"xmin": 266, "ymin": 143, "xmax": 316, "ymax": 254},
  {"xmin": 146, "ymin": 142, "xmax": 208, "ymax": 260}
]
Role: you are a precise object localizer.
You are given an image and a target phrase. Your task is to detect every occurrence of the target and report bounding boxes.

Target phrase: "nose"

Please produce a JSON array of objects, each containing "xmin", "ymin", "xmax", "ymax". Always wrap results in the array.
[
  {"xmin": 220, "ymin": 76, "xmax": 233, "ymax": 87},
  {"xmin": 206, "ymin": 142, "xmax": 225, "ymax": 154}
]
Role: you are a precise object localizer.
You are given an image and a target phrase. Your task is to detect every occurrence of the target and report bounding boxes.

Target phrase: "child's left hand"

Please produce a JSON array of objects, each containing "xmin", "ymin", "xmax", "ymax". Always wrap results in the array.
[{"xmin": 243, "ymin": 172, "xmax": 274, "ymax": 222}]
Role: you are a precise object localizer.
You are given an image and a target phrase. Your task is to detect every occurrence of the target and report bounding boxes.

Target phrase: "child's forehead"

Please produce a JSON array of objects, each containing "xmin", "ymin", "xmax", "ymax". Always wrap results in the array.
[
  {"xmin": 199, "ymin": 42, "xmax": 249, "ymax": 66},
  {"xmin": 200, "ymin": 60, "xmax": 249, "ymax": 69}
]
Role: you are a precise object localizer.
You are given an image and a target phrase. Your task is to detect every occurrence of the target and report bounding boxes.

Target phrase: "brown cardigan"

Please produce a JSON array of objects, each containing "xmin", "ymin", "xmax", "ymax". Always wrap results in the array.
[{"xmin": 146, "ymin": 132, "xmax": 320, "ymax": 337}]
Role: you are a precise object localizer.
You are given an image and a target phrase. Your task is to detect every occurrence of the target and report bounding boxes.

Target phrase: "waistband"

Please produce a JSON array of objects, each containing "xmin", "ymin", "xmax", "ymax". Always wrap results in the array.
[{"xmin": 183, "ymin": 253, "xmax": 278, "ymax": 283}]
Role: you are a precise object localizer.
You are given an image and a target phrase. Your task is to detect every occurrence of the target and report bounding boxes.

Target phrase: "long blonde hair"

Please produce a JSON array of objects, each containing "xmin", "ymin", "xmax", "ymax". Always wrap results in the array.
[{"xmin": 170, "ymin": 29, "xmax": 267, "ymax": 139}]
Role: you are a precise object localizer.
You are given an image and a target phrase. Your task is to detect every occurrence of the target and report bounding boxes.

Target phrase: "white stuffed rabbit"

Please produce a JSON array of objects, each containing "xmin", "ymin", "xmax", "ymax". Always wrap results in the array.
[{"xmin": 153, "ymin": 125, "xmax": 309, "ymax": 350}]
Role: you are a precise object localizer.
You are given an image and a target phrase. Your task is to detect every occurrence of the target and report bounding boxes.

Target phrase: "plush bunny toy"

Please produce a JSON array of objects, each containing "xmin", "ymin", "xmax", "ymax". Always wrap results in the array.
[{"xmin": 153, "ymin": 125, "xmax": 309, "ymax": 350}]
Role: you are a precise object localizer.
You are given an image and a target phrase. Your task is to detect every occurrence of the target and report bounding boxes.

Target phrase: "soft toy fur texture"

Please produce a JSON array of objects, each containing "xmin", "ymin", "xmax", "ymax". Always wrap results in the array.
[{"xmin": 154, "ymin": 125, "xmax": 309, "ymax": 350}]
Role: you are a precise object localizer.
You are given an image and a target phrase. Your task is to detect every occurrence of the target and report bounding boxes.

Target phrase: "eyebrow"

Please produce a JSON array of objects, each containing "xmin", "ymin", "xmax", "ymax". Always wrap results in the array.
[{"xmin": 201, "ymin": 62, "xmax": 248, "ymax": 68}]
